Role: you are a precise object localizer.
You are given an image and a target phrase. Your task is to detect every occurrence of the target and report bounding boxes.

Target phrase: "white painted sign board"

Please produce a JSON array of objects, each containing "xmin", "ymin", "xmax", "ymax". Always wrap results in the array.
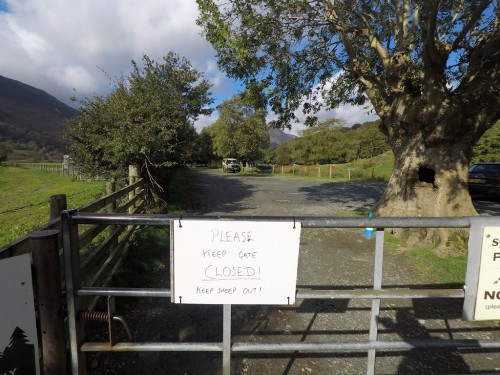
[
  {"xmin": 172, "ymin": 220, "xmax": 301, "ymax": 305},
  {"xmin": 0, "ymin": 254, "xmax": 40, "ymax": 375},
  {"xmin": 474, "ymin": 227, "xmax": 500, "ymax": 320}
]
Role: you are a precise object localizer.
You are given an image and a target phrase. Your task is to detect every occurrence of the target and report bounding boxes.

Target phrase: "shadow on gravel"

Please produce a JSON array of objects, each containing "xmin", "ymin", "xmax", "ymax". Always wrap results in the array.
[
  {"xmin": 379, "ymin": 306, "xmax": 471, "ymax": 374},
  {"xmin": 185, "ymin": 169, "xmax": 255, "ymax": 214},
  {"xmin": 298, "ymin": 182, "xmax": 385, "ymax": 213}
]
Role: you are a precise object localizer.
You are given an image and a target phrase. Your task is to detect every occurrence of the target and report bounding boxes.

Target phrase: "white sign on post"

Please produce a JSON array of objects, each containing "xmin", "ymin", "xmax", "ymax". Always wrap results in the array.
[
  {"xmin": 0, "ymin": 254, "xmax": 40, "ymax": 375},
  {"xmin": 172, "ymin": 220, "xmax": 301, "ymax": 305},
  {"xmin": 474, "ymin": 227, "xmax": 500, "ymax": 320}
]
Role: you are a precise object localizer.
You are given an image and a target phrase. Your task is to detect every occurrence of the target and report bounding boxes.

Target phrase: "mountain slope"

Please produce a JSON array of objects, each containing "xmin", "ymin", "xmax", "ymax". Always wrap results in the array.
[
  {"xmin": 268, "ymin": 128, "xmax": 297, "ymax": 146},
  {"xmin": 0, "ymin": 75, "xmax": 76, "ymax": 152}
]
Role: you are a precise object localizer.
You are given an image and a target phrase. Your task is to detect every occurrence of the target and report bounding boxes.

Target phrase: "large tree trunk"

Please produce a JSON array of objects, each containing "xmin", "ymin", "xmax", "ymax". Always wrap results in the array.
[
  {"xmin": 373, "ymin": 92, "xmax": 482, "ymax": 250},
  {"xmin": 377, "ymin": 146, "xmax": 476, "ymax": 219}
]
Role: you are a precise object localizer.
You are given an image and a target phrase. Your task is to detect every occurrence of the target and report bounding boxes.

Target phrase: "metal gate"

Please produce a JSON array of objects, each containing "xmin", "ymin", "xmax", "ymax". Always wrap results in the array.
[{"xmin": 61, "ymin": 210, "xmax": 500, "ymax": 374}]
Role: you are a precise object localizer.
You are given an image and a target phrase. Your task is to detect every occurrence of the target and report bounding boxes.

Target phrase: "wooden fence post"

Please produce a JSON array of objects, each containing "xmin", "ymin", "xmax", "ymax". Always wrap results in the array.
[
  {"xmin": 49, "ymin": 194, "xmax": 67, "ymax": 221},
  {"xmin": 107, "ymin": 178, "xmax": 118, "ymax": 247},
  {"xmin": 128, "ymin": 165, "xmax": 139, "ymax": 213},
  {"xmin": 106, "ymin": 178, "xmax": 117, "ymax": 212},
  {"xmin": 30, "ymin": 230, "xmax": 67, "ymax": 375}
]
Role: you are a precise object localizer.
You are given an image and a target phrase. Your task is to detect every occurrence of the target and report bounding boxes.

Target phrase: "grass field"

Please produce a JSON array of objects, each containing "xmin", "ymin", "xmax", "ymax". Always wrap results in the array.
[
  {"xmin": 0, "ymin": 166, "xmax": 106, "ymax": 246},
  {"xmin": 251, "ymin": 152, "xmax": 395, "ymax": 181},
  {"xmin": 1, "ymin": 163, "xmax": 466, "ymax": 286}
]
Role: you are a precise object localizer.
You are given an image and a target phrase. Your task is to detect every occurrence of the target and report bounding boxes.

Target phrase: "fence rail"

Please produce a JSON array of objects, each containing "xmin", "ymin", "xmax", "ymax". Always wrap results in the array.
[
  {"xmin": 0, "ymin": 170, "xmax": 146, "ymax": 375},
  {"xmin": 7, "ymin": 161, "xmax": 102, "ymax": 180},
  {"xmin": 61, "ymin": 213, "xmax": 500, "ymax": 375}
]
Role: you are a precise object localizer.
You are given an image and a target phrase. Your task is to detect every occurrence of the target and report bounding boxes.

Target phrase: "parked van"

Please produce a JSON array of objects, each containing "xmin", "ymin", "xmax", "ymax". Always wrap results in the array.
[{"xmin": 222, "ymin": 158, "xmax": 241, "ymax": 173}]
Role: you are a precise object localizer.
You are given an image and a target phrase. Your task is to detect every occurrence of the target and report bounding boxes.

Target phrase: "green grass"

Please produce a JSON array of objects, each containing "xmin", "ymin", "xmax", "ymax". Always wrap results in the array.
[
  {"xmin": 0, "ymin": 166, "xmax": 106, "ymax": 246},
  {"xmin": 108, "ymin": 168, "xmax": 189, "ymax": 288},
  {"xmin": 406, "ymin": 247, "xmax": 467, "ymax": 285},
  {"xmin": 254, "ymin": 151, "xmax": 395, "ymax": 182},
  {"xmin": 384, "ymin": 232, "xmax": 467, "ymax": 285},
  {"xmin": 110, "ymin": 226, "xmax": 169, "ymax": 288}
]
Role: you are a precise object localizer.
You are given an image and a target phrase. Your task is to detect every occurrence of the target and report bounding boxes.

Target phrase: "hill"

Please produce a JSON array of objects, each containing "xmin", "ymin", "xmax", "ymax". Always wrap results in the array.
[
  {"xmin": 0, "ymin": 75, "xmax": 76, "ymax": 160},
  {"xmin": 268, "ymin": 128, "xmax": 297, "ymax": 146}
]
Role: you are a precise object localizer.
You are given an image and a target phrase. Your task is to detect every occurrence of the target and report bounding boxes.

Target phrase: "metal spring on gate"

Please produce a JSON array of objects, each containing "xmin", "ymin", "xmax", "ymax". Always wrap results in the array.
[{"xmin": 80, "ymin": 310, "xmax": 133, "ymax": 340}]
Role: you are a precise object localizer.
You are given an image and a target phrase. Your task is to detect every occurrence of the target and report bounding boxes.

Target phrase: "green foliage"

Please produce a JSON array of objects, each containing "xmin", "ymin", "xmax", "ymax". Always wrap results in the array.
[
  {"xmin": 272, "ymin": 151, "xmax": 394, "ymax": 181},
  {"xmin": 190, "ymin": 128, "xmax": 217, "ymax": 166},
  {"xmin": 208, "ymin": 94, "xmax": 270, "ymax": 163},
  {"xmin": 66, "ymin": 52, "xmax": 213, "ymax": 178},
  {"xmin": 472, "ymin": 120, "xmax": 500, "ymax": 163},
  {"xmin": 110, "ymin": 226, "xmax": 168, "ymax": 288},
  {"xmin": 268, "ymin": 120, "xmax": 389, "ymax": 165},
  {"xmin": 109, "ymin": 168, "xmax": 190, "ymax": 289},
  {"xmin": 197, "ymin": 0, "xmax": 498, "ymax": 129},
  {"xmin": 0, "ymin": 143, "xmax": 9, "ymax": 163},
  {"xmin": 0, "ymin": 166, "xmax": 105, "ymax": 246}
]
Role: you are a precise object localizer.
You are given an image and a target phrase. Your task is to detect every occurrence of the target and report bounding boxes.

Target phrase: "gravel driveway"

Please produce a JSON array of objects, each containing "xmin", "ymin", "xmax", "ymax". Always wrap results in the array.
[
  {"xmin": 184, "ymin": 169, "xmax": 500, "ymax": 375},
  {"xmin": 89, "ymin": 168, "xmax": 500, "ymax": 375}
]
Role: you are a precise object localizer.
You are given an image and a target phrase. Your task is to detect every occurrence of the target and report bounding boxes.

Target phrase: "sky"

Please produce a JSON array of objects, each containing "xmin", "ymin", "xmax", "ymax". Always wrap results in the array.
[{"xmin": 0, "ymin": 0, "xmax": 379, "ymax": 134}]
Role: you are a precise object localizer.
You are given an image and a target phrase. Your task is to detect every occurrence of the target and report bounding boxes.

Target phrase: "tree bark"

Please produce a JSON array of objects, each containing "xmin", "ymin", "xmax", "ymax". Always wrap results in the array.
[
  {"xmin": 372, "ymin": 86, "xmax": 485, "ymax": 249},
  {"xmin": 377, "ymin": 151, "xmax": 475, "ymax": 217}
]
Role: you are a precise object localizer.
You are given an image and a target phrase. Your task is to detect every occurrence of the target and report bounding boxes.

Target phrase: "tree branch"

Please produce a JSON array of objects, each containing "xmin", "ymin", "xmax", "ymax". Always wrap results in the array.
[
  {"xmin": 451, "ymin": 0, "xmax": 491, "ymax": 51},
  {"xmin": 391, "ymin": 0, "xmax": 410, "ymax": 49},
  {"xmin": 456, "ymin": 27, "xmax": 500, "ymax": 131},
  {"xmin": 353, "ymin": 10, "xmax": 390, "ymax": 68},
  {"xmin": 422, "ymin": 0, "xmax": 442, "ymax": 66}
]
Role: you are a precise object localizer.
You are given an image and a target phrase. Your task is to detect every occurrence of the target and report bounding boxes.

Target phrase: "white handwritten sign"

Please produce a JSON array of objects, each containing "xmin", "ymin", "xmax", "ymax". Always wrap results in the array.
[{"xmin": 172, "ymin": 220, "xmax": 301, "ymax": 305}]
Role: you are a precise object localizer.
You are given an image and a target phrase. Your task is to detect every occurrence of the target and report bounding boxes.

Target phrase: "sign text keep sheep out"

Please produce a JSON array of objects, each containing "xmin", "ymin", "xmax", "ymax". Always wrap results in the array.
[{"xmin": 172, "ymin": 220, "xmax": 301, "ymax": 305}]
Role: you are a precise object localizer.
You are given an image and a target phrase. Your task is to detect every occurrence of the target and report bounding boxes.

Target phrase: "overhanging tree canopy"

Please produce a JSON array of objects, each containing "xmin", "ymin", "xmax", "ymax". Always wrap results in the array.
[
  {"xmin": 66, "ymin": 52, "xmax": 213, "ymax": 178},
  {"xmin": 197, "ymin": 1, "xmax": 500, "ymax": 229}
]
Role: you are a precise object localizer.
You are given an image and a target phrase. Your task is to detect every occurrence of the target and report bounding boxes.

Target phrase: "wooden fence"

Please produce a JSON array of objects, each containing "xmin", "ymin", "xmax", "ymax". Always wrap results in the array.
[
  {"xmin": 0, "ymin": 167, "xmax": 146, "ymax": 374},
  {"xmin": 7, "ymin": 161, "xmax": 97, "ymax": 180},
  {"xmin": 251, "ymin": 164, "xmax": 372, "ymax": 180}
]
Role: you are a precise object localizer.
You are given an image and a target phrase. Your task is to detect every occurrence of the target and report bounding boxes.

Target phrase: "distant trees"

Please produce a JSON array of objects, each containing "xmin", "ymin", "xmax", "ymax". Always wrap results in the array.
[
  {"xmin": 207, "ymin": 95, "xmax": 270, "ymax": 164},
  {"xmin": 190, "ymin": 128, "xmax": 217, "ymax": 166},
  {"xmin": 0, "ymin": 143, "xmax": 9, "ymax": 163},
  {"xmin": 66, "ymin": 52, "xmax": 213, "ymax": 179},
  {"xmin": 472, "ymin": 120, "xmax": 500, "ymax": 163},
  {"xmin": 197, "ymin": 0, "xmax": 500, "ymax": 250},
  {"xmin": 267, "ymin": 120, "xmax": 389, "ymax": 165}
]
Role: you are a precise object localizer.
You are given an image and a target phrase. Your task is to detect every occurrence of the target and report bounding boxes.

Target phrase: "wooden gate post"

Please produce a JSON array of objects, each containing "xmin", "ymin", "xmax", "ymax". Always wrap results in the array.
[
  {"xmin": 49, "ymin": 194, "xmax": 67, "ymax": 221},
  {"xmin": 107, "ymin": 178, "xmax": 118, "ymax": 247},
  {"xmin": 128, "ymin": 165, "xmax": 139, "ymax": 215},
  {"xmin": 30, "ymin": 230, "xmax": 67, "ymax": 375}
]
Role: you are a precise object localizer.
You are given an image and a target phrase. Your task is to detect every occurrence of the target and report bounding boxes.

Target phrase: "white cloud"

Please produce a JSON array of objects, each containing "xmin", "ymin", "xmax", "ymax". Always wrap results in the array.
[
  {"xmin": 0, "ymin": 0, "xmax": 379, "ymax": 132},
  {"xmin": 0, "ymin": 0, "xmax": 221, "ymax": 106},
  {"xmin": 269, "ymin": 73, "xmax": 380, "ymax": 135}
]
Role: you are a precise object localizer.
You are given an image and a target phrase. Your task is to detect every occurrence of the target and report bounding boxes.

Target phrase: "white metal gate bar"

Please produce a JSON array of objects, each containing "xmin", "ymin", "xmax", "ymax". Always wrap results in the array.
[{"xmin": 61, "ymin": 211, "xmax": 500, "ymax": 375}]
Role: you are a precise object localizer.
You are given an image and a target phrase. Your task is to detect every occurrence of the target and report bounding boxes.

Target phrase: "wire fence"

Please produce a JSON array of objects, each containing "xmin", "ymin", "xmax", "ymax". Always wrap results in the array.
[{"xmin": 250, "ymin": 163, "xmax": 385, "ymax": 181}]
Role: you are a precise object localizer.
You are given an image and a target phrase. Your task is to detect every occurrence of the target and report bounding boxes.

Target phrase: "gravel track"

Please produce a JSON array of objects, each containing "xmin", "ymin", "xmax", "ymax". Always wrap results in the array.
[{"xmin": 89, "ymin": 168, "xmax": 500, "ymax": 374}]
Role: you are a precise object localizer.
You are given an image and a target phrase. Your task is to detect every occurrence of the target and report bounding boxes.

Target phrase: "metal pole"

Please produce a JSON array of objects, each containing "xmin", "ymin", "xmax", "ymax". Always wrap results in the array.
[
  {"xmin": 223, "ymin": 304, "xmax": 232, "ymax": 375},
  {"xmin": 107, "ymin": 296, "xmax": 117, "ymax": 345},
  {"xmin": 31, "ymin": 230, "xmax": 67, "ymax": 375},
  {"xmin": 367, "ymin": 228, "xmax": 384, "ymax": 375},
  {"xmin": 62, "ymin": 210, "xmax": 87, "ymax": 375}
]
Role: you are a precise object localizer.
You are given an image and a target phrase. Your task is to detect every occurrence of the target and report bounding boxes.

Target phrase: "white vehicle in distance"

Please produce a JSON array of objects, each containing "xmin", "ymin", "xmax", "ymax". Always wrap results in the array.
[{"xmin": 222, "ymin": 158, "xmax": 241, "ymax": 173}]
